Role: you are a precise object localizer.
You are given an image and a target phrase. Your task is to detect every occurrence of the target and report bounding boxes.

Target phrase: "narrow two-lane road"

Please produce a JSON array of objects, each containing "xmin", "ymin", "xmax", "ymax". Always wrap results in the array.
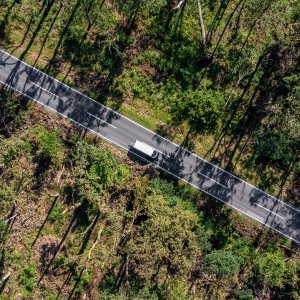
[{"xmin": 1, "ymin": 49, "xmax": 299, "ymax": 243}]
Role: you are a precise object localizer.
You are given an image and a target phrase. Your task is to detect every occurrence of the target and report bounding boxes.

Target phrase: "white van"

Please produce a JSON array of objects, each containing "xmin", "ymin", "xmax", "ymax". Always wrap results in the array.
[{"xmin": 132, "ymin": 140, "xmax": 158, "ymax": 159}]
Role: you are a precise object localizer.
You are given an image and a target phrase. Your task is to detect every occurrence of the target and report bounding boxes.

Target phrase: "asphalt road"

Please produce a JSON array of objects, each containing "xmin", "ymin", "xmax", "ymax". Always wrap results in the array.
[{"xmin": 1, "ymin": 49, "xmax": 299, "ymax": 243}]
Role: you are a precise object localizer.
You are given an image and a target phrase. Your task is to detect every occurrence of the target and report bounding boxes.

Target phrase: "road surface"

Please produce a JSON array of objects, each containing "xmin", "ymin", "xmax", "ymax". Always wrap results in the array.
[{"xmin": 0, "ymin": 49, "xmax": 299, "ymax": 243}]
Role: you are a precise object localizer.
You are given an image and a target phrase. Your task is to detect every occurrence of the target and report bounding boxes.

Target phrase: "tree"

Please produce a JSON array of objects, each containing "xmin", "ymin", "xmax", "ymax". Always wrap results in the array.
[
  {"xmin": 72, "ymin": 140, "xmax": 130, "ymax": 208},
  {"xmin": 204, "ymin": 250, "xmax": 241, "ymax": 279},
  {"xmin": 249, "ymin": 130, "xmax": 296, "ymax": 169},
  {"xmin": 123, "ymin": 194, "xmax": 200, "ymax": 284},
  {"xmin": 286, "ymin": 164, "xmax": 300, "ymax": 206},
  {"xmin": 173, "ymin": 88, "xmax": 224, "ymax": 139}
]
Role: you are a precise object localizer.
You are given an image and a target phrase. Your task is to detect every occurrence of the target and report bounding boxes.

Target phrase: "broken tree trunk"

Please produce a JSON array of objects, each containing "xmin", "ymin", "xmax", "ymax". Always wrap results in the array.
[
  {"xmin": 0, "ymin": 272, "xmax": 11, "ymax": 286},
  {"xmin": 197, "ymin": 0, "xmax": 207, "ymax": 54},
  {"xmin": 173, "ymin": 0, "xmax": 187, "ymax": 11}
]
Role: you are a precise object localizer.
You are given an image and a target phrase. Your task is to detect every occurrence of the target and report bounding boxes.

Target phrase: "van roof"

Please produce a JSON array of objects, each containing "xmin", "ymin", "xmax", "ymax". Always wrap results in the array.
[{"xmin": 133, "ymin": 140, "xmax": 157, "ymax": 157}]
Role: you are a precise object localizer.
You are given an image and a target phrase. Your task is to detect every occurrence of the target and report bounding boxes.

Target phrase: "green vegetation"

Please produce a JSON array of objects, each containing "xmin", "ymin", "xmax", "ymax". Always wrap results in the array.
[
  {"xmin": 0, "ymin": 0, "xmax": 299, "ymax": 298},
  {"xmin": 0, "ymin": 95, "xmax": 298, "ymax": 298},
  {"xmin": 204, "ymin": 249, "xmax": 241, "ymax": 279},
  {"xmin": 254, "ymin": 252, "xmax": 286, "ymax": 287},
  {"xmin": 18, "ymin": 261, "xmax": 37, "ymax": 297},
  {"xmin": 32, "ymin": 126, "xmax": 64, "ymax": 166},
  {"xmin": 0, "ymin": 0, "xmax": 298, "ymax": 199}
]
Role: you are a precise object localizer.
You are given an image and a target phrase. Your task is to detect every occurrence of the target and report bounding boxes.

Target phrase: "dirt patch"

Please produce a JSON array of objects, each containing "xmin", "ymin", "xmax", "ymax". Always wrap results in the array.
[
  {"xmin": 75, "ymin": 70, "xmax": 110, "ymax": 94},
  {"xmin": 33, "ymin": 236, "xmax": 61, "ymax": 273}
]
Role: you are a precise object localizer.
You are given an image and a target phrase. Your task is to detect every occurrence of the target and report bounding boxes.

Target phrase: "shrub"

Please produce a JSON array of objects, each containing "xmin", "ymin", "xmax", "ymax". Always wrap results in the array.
[
  {"xmin": 254, "ymin": 252, "xmax": 286, "ymax": 287},
  {"xmin": 0, "ymin": 136, "xmax": 30, "ymax": 166},
  {"xmin": 235, "ymin": 288, "xmax": 254, "ymax": 300},
  {"xmin": 0, "ymin": 220, "xmax": 8, "ymax": 243},
  {"xmin": 32, "ymin": 126, "xmax": 64, "ymax": 166},
  {"xmin": 19, "ymin": 261, "xmax": 37, "ymax": 297}
]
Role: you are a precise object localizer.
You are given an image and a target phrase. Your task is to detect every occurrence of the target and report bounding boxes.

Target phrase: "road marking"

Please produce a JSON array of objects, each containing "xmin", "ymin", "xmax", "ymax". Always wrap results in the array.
[
  {"xmin": 2, "ymin": 49, "xmax": 299, "ymax": 215},
  {"xmin": 87, "ymin": 112, "xmax": 116, "ymax": 129},
  {"xmin": 29, "ymin": 81, "xmax": 58, "ymax": 98},
  {"xmin": 246, "ymin": 210, "xmax": 265, "ymax": 223},
  {"xmin": 156, "ymin": 149, "xmax": 170, "ymax": 158},
  {"xmin": 0, "ymin": 64, "xmax": 4, "ymax": 68},
  {"xmin": 0, "ymin": 79, "xmax": 299, "ymax": 244},
  {"xmin": 256, "ymin": 203, "xmax": 285, "ymax": 220},
  {"xmin": 197, "ymin": 171, "xmax": 227, "ymax": 188}
]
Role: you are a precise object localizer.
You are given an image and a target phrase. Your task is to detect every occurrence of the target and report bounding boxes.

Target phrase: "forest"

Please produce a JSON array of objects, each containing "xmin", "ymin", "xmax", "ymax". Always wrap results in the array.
[{"xmin": 0, "ymin": 0, "xmax": 299, "ymax": 299}]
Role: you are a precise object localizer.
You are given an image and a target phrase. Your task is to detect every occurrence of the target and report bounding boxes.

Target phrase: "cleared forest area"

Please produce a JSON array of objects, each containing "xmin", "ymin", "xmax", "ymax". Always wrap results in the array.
[
  {"xmin": 0, "ymin": 89, "xmax": 299, "ymax": 299},
  {"xmin": 0, "ymin": 0, "xmax": 299, "ymax": 299}
]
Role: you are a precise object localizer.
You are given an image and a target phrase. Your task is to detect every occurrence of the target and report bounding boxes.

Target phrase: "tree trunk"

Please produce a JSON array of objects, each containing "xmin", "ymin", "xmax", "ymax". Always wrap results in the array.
[
  {"xmin": 197, "ymin": 0, "xmax": 207, "ymax": 54},
  {"xmin": 0, "ymin": 272, "xmax": 11, "ymax": 286},
  {"xmin": 173, "ymin": 0, "xmax": 187, "ymax": 11}
]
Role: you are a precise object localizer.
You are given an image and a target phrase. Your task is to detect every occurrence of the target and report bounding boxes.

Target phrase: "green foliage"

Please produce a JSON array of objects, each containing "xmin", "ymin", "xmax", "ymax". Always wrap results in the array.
[
  {"xmin": 48, "ymin": 203, "xmax": 65, "ymax": 224},
  {"xmin": 0, "ymin": 0, "xmax": 299, "ymax": 298},
  {"xmin": 72, "ymin": 140, "xmax": 130, "ymax": 206},
  {"xmin": 294, "ymin": 162, "xmax": 300, "ymax": 179},
  {"xmin": 0, "ymin": 90, "xmax": 25, "ymax": 132},
  {"xmin": 51, "ymin": 255, "xmax": 66, "ymax": 270},
  {"xmin": 0, "ymin": 135, "xmax": 33, "ymax": 216},
  {"xmin": 124, "ymin": 194, "xmax": 199, "ymax": 281},
  {"xmin": 283, "ymin": 258, "xmax": 300, "ymax": 297},
  {"xmin": 135, "ymin": 50, "xmax": 161, "ymax": 67},
  {"xmin": 150, "ymin": 5, "xmax": 202, "ymax": 87},
  {"xmin": 62, "ymin": 1, "xmax": 121, "ymax": 70},
  {"xmin": 249, "ymin": 130, "xmax": 295, "ymax": 169},
  {"xmin": 115, "ymin": 0, "xmax": 165, "ymax": 17},
  {"xmin": 159, "ymin": 279, "xmax": 189, "ymax": 300},
  {"xmin": 172, "ymin": 88, "xmax": 224, "ymax": 135},
  {"xmin": 148, "ymin": 178, "xmax": 197, "ymax": 213},
  {"xmin": 73, "ymin": 269, "xmax": 93, "ymax": 298},
  {"xmin": 235, "ymin": 288, "xmax": 254, "ymax": 300},
  {"xmin": 41, "ymin": 290, "xmax": 58, "ymax": 300},
  {"xmin": 148, "ymin": 178, "xmax": 180, "ymax": 206},
  {"xmin": 204, "ymin": 250, "xmax": 241, "ymax": 279},
  {"xmin": 224, "ymin": 235, "xmax": 252, "ymax": 263},
  {"xmin": 0, "ymin": 220, "xmax": 8, "ymax": 244},
  {"xmin": 102, "ymin": 281, "xmax": 159, "ymax": 300},
  {"xmin": 32, "ymin": 126, "xmax": 64, "ymax": 165},
  {"xmin": 0, "ymin": 135, "xmax": 30, "ymax": 166},
  {"xmin": 0, "ymin": 185, "xmax": 15, "ymax": 208},
  {"xmin": 254, "ymin": 252, "xmax": 286, "ymax": 287},
  {"xmin": 18, "ymin": 261, "xmax": 37, "ymax": 297}
]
